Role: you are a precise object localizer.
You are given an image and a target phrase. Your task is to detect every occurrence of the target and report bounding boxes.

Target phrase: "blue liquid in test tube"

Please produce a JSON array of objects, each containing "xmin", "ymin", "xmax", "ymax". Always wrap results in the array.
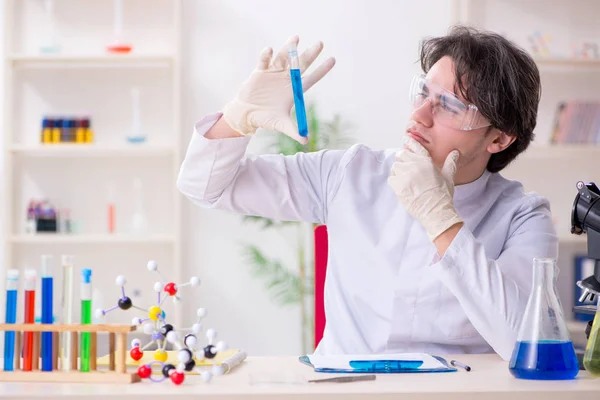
[
  {"xmin": 41, "ymin": 255, "xmax": 54, "ymax": 372},
  {"xmin": 3, "ymin": 270, "xmax": 19, "ymax": 372},
  {"xmin": 288, "ymin": 43, "xmax": 308, "ymax": 138}
]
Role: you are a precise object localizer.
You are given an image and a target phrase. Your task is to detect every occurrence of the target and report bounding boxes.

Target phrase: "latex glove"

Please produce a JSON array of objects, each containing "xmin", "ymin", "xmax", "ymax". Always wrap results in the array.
[
  {"xmin": 222, "ymin": 36, "xmax": 336, "ymax": 144},
  {"xmin": 387, "ymin": 137, "xmax": 463, "ymax": 241}
]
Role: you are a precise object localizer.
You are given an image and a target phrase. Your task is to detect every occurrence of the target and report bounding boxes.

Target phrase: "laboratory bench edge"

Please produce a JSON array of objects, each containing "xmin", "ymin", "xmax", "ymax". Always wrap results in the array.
[{"xmin": 0, "ymin": 354, "xmax": 598, "ymax": 400}]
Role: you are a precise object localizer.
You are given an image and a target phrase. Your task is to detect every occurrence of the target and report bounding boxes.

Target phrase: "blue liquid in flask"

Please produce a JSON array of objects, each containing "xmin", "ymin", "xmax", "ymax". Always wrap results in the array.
[{"xmin": 509, "ymin": 340, "xmax": 579, "ymax": 380}]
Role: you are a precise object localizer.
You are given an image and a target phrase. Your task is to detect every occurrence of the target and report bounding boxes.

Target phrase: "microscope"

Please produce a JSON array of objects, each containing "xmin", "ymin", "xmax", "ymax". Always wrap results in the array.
[{"xmin": 571, "ymin": 181, "xmax": 600, "ymax": 366}]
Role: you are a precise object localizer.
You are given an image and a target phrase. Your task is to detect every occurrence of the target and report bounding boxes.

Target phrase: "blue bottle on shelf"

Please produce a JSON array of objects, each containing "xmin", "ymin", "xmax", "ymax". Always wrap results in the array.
[{"xmin": 509, "ymin": 258, "xmax": 579, "ymax": 380}]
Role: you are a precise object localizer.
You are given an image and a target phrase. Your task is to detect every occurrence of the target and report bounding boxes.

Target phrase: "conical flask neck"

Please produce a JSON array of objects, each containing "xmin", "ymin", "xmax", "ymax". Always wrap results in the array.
[
  {"xmin": 532, "ymin": 258, "xmax": 556, "ymax": 288},
  {"xmin": 516, "ymin": 258, "xmax": 572, "ymax": 342}
]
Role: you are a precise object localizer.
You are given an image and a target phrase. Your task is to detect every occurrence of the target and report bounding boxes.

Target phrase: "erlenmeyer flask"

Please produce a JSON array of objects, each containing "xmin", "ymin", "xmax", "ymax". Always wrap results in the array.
[{"xmin": 509, "ymin": 258, "xmax": 579, "ymax": 380}]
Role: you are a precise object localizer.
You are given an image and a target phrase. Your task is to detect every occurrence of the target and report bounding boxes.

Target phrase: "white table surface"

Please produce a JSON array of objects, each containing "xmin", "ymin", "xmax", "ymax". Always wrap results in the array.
[{"xmin": 0, "ymin": 354, "xmax": 598, "ymax": 400}]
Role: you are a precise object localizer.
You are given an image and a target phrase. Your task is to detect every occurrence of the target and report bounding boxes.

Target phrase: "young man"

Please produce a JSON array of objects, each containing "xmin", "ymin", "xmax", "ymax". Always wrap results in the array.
[{"xmin": 177, "ymin": 26, "xmax": 557, "ymax": 360}]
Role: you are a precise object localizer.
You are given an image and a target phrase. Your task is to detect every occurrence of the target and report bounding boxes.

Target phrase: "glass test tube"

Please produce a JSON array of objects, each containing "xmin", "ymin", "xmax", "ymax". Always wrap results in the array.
[
  {"xmin": 22, "ymin": 269, "xmax": 37, "ymax": 371},
  {"xmin": 3, "ymin": 270, "xmax": 19, "ymax": 372},
  {"xmin": 41, "ymin": 255, "xmax": 54, "ymax": 372},
  {"xmin": 80, "ymin": 268, "xmax": 92, "ymax": 372},
  {"xmin": 288, "ymin": 42, "xmax": 308, "ymax": 137},
  {"xmin": 61, "ymin": 255, "xmax": 74, "ymax": 371}
]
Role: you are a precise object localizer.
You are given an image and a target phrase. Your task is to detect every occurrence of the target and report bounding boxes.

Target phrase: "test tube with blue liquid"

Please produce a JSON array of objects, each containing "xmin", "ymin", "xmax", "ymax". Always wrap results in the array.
[
  {"xmin": 288, "ymin": 43, "xmax": 308, "ymax": 138},
  {"xmin": 41, "ymin": 254, "xmax": 54, "ymax": 372},
  {"xmin": 3, "ymin": 270, "xmax": 19, "ymax": 371},
  {"xmin": 509, "ymin": 258, "xmax": 579, "ymax": 380}
]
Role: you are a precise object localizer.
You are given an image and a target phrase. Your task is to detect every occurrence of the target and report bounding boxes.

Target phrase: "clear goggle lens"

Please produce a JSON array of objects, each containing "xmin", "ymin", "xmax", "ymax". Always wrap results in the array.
[{"xmin": 409, "ymin": 74, "xmax": 491, "ymax": 131}]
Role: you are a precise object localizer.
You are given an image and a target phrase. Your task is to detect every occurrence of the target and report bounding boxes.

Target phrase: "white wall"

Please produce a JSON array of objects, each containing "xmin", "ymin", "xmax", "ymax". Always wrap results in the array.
[{"xmin": 180, "ymin": 0, "xmax": 456, "ymax": 355}]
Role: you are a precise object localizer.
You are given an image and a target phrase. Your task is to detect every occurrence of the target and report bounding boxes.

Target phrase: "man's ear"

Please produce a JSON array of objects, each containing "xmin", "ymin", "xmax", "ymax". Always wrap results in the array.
[{"xmin": 487, "ymin": 130, "xmax": 516, "ymax": 154}]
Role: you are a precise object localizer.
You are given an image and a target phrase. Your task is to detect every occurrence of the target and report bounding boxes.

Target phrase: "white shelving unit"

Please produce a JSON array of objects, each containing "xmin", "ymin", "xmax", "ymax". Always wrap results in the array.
[
  {"xmin": 9, "ymin": 233, "xmax": 176, "ymax": 245},
  {"xmin": 1, "ymin": 0, "xmax": 183, "ymax": 328},
  {"xmin": 452, "ymin": 0, "xmax": 599, "ymax": 329},
  {"xmin": 533, "ymin": 57, "xmax": 600, "ymax": 68},
  {"xmin": 8, "ymin": 143, "xmax": 176, "ymax": 157},
  {"xmin": 520, "ymin": 144, "xmax": 600, "ymax": 160},
  {"xmin": 7, "ymin": 54, "xmax": 175, "ymax": 64}
]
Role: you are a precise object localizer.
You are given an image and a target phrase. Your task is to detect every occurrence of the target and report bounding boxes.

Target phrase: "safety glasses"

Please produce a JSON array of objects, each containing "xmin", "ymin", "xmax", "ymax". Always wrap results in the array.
[{"xmin": 409, "ymin": 74, "xmax": 491, "ymax": 131}]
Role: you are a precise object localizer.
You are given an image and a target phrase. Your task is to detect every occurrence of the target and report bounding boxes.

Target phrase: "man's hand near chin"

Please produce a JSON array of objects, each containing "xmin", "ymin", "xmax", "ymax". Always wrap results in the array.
[{"xmin": 387, "ymin": 137, "xmax": 464, "ymax": 256}]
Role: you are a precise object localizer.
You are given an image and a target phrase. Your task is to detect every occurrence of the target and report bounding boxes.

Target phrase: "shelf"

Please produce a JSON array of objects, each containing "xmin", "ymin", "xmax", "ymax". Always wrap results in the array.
[
  {"xmin": 8, "ymin": 144, "xmax": 175, "ymax": 157},
  {"xmin": 1, "ymin": 0, "xmax": 185, "ymax": 328},
  {"xmin": 534, "ymin": 57, "xmax": 600, "ymax": 68},
  {"xmin": 7, "ymin": 53, "xmax": 174, "ymax": 67},
  {"xmin": 519, "ymin": 144, "xmax": 600, "ymax": 160},
  {"xmin": 10, "ymin": 234, "xmax": 175, "ymax": 244}
]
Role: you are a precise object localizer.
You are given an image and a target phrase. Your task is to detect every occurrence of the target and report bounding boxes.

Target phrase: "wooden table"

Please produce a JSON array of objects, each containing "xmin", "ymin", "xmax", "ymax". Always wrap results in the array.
[{"xmin": 0, "ymin": 354, "xmax": 598, "ymax": 399}]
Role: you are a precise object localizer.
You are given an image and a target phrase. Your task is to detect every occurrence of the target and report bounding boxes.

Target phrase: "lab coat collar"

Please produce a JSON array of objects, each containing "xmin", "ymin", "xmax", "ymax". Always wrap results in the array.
[{"xmin": 453, "ymin": 170, "xmax": 492, "ymax": 203}]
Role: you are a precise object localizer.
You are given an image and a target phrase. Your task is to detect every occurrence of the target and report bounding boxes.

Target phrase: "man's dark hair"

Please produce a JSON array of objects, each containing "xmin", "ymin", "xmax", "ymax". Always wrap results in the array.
[{"xmin": 419, "ymin": 25, "xmax": 541, "ymax": 173}]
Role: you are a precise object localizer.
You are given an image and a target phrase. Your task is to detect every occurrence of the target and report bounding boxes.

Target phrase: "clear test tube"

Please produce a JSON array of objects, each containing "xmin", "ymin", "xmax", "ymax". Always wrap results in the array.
[{"xmin": 61, "ymin": 255, "xmax": 75, "ymax": 371}]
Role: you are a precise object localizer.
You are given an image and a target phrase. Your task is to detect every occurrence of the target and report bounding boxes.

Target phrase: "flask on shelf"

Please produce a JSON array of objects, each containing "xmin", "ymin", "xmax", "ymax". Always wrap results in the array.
[
  {"xmin": 107, "ymin": 181, "xmax": 117, "ymax": 234},
  {"xmin": 39, "ymin": 0, "xmax": 61, "ymax": 54},
  {"xmin": 106, "ymin": 0, "xmax": 132, "ymax": 53},
  {"xmin": 130, "ymin": 178, "xmax": 149, "ymax": 234},
  {"xmin": 127, "ymin": 87, "xmax": 147, "ymax": 144}
]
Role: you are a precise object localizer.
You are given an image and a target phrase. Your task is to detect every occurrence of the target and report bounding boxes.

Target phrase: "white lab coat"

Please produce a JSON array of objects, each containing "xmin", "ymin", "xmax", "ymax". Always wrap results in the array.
[{"xmin": 177, "ymin": 113, "xmax": 559, "ymax": 360}]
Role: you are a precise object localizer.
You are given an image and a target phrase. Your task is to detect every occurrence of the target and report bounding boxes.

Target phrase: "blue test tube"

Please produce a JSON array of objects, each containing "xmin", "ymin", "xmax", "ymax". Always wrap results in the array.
[
  {"xmin": 41, "ymin": 255, "xmax": 54, "ymax": 372},
  {"xmin": 288, "ymin": 43, "xmax": 308, "ymax": 137},
  {"xmin": 3, "ymin": 270, "xmax": 19, "ymax": 372}
]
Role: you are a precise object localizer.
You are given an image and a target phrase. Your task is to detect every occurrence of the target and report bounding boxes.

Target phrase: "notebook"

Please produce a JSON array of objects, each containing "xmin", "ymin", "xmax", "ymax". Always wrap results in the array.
[{"xmin": 299, "ymin": 353, "xmax": 457, "ymax": 373}]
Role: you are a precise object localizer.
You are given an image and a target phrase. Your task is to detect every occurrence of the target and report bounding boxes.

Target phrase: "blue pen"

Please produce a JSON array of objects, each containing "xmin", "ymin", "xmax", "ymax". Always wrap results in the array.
[
  {"xmin": 3, "ymin": 270, "xmax": 19, "ymax": 372},
  {"xmin": 41, "ymin": 255, "xmax": 54, "ymax": 371},
  {"xmin": 288, "ymin": 43, "xmax": 308, "ymax": 138},
  {"xmin": 349, "ymin": 360, "xmax": 424, "ymax": 373}
]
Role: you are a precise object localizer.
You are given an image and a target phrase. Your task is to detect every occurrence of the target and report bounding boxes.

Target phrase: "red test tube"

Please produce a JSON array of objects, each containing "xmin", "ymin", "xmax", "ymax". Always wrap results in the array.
[{"xmin": 22, "ymin": 269, "xmax": 37, "ymax": 371}]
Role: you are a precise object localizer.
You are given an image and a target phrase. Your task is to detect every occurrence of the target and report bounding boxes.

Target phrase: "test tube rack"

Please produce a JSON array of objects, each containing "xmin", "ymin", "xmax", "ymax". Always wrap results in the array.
[{"xmin": 0, "ymin": 323, "xmax": 139, "ymax": 383}]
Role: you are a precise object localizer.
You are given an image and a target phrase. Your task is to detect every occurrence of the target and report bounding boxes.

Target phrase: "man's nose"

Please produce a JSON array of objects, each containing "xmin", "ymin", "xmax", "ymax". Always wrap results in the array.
[{"xmin": 410, "ymin": 99, "xmax": 434, "ymax": 128}]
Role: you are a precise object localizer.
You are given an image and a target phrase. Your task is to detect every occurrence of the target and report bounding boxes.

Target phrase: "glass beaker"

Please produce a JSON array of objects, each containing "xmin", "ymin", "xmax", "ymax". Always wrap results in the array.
[
  {"xmin": 583, "ymin": 299, "xmax": 600, "ymax": 376},
  {"xmin": 509, "ymin": 258, "xmax": 579, "ymax": 380}
]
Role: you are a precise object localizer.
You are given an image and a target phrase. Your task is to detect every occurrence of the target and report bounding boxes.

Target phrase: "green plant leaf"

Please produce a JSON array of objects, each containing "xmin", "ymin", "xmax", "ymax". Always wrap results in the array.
[
  {"xmin": 306, "ymin": 103, "xmax": 320, "ymax": 152},
  {"xmin": 241, "ymin": 244, "xmax": 306, "ymax": 306},
  {"xmin": 266, "ymin": 101, "xmax": 354, "ymax": 155},
  {"xmin": 270, "ymin": 131, "xmax": 307, "ymax": 156},
  {"xmin": 241, "ymin": 215, "xmax": 297, "ymax": 229},
  {"xmin": 242, "ymin": 244, "xmax": 269, "ymax": 267}
]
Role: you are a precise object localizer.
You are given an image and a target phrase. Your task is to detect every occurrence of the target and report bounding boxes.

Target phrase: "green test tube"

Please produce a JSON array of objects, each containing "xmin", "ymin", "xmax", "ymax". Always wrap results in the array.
[{"xmin": 80, "ymin": 268, "xmax": 92, "ymax": 372}]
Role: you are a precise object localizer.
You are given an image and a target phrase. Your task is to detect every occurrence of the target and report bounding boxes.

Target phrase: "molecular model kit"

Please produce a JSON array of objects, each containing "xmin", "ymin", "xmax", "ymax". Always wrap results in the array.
[{"xmin": 95, "ymin": 260, "xmax": 231, "ymax": 385}]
